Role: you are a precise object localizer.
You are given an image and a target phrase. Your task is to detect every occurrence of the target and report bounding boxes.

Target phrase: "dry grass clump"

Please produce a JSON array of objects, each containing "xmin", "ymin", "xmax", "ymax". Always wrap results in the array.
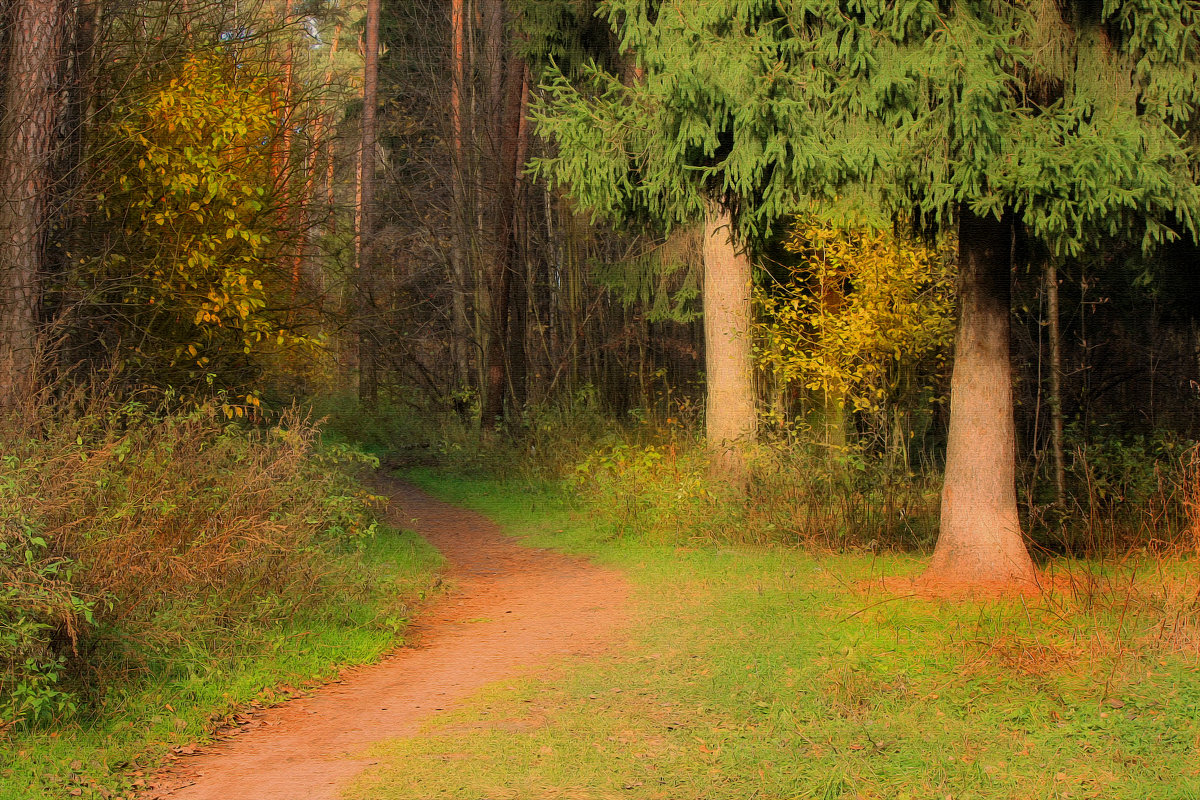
[{"xmin": 1, "ymin": 397, "xmax": 381, "ymax": 729}]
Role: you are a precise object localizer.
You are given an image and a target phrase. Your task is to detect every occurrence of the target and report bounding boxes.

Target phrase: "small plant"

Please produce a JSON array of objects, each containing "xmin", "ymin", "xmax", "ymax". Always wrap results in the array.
[{"xmin": 0, "ymin": 523, "xmax": 94, "ymax": 729}]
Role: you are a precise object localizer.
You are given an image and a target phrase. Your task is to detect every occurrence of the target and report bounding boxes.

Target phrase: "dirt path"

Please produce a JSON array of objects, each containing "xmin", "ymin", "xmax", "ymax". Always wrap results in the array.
[{"xmin": 146, "ymin": 479, "xmax": 629, "ymax": 800}]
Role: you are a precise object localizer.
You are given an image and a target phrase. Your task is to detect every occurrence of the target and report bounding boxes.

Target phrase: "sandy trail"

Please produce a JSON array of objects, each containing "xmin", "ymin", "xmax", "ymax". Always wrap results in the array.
[{"xmin": 146, "ymin": 478, "xmax": 628, "ymax": 800}]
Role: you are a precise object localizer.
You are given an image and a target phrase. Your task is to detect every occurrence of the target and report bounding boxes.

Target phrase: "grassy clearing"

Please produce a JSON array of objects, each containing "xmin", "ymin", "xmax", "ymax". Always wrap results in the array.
[{"xmin": 350, "ymin": 471, "xmax": 1200, "ymax": 800}]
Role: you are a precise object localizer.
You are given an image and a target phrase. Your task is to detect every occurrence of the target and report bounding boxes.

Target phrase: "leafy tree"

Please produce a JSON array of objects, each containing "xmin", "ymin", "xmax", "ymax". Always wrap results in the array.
[
  {"xmin": 533, "ymin": 0, "xmax": 1200, "ymax": 587},
  {"xmin": 82, "ymin": 53, "xmax": 311, "ymax": 402}
]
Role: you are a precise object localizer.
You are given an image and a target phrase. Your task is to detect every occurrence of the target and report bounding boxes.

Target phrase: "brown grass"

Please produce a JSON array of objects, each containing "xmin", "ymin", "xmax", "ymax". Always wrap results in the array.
[{"xmin": 1, "ymin": 395, "xmax": 382, "ymax": 724}]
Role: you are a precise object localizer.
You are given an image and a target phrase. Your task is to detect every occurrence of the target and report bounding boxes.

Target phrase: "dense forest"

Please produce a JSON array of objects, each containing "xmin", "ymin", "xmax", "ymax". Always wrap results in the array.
[{"xmin": 3, "ymin": 1, "xmax": 1200, "ymax": 797}]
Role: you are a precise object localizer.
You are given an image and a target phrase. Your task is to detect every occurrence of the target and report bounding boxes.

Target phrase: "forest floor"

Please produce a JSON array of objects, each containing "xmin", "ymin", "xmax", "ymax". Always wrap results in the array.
[
  {"xmin": 127, "ymin": 470, "xmax": 1200, "ymax": 800},
  {"xmin": 142, "ymin": 478, "xmax": 630, "ymax": 800},
  {"xmin": 340, "ymin": 471, "xmax": 1200, "ymax": 800}
]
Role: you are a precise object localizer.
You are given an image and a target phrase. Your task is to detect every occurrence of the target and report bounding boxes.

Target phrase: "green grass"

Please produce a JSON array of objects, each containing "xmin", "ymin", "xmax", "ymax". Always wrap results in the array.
[
  {"xmin": 0, "ymin": 525, "xmax": 444, "ymax": 800},
  {"xmin": 348, "ymin": 470, "xmax": 1200, "ymax": 800}
]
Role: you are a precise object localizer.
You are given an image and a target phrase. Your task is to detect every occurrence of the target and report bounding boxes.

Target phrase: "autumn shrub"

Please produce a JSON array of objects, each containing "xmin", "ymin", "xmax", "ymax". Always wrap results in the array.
[
  {"xmin": 71, "ymin": 51, "xmax": 312, "ymax": 401},
  {"xmin": 570, "ymin": 438, "xmax": 720, "ymax": 542},
  {"xmin": 0, "ymin": 398, "xmax": 382, "ymax": 730},
  {"xmin": 559, "ymin": 417, "xmax": 940, "ymax": 549},
  {"xmin": 755, "ymin": 217, "xmax": 955, "ymax": 456},
  {"xmin": 746, "ymin": 433, "xmax": 941, "ymax": 549}
]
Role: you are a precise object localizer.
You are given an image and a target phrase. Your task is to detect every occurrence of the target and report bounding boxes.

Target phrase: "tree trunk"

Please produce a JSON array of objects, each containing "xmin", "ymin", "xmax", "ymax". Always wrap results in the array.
[
  {"xmin": 480, "ymin": 4, "xmax": 527, "ymax": 430},
  {"xmin": 924, "ymin": 206, "xmax": 1037, "ymax": 588},
  {"xmin": 703, "ymin": 205, "xmax": 756, "ymax": 481},
  {"xmin": 356, "ymin": 0, "xmax": 381, "ymax": 407},
  {"xmin": 0, "ymin": 0, "xmax": 66, "ymax": 408},
  {"xmin": 448, "ymin": 0, "xmax": 471, "ymax": 394},
  {"xmin": 1045, "ymin": 259, "xmax": 1066, "ymax": 506}
]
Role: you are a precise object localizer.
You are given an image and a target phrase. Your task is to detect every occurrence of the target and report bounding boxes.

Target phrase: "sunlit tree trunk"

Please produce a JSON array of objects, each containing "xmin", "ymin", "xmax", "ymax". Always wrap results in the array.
[
  {"xmin": 0, "ymin": 0, "xmax": 67, "ymax": 408},
  {"xmin": 703, "ymin": 205, "xmax": 756, "ymax": 482},
  {"xmin": 924, "ymin": 206, "xmax": 1037, "ymax": 588}
]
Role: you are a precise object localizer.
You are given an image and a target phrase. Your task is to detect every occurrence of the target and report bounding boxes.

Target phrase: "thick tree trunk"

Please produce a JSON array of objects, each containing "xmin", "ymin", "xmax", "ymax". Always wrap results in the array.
[
  {"xmin": 703, "ymin": 205, "xmax": 756, "ymax": 481},
  {"xmin": 356, "ymin": 0, "xmax": 381, "ymax": 407},
  {"xmin": 924, "ymin": 206, "xmax": 1037, "ymax": 588},
  {"xmin": 0, "ymin": 0, "xmax": 66, "ymax": 408}
]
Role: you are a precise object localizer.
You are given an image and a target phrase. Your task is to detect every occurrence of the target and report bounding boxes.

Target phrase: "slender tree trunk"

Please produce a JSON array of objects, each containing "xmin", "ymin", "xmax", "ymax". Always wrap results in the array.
[
  {"xmin": 1045, "ymin": 260, "xmax": 1066, "ymax": 506},
  {"xmin": 703, "ymin": 205, "xmax": 757, "ymax": 481},
  {"xmin": 279, "ymin": 0, "xmax": 301, "ymax": 296},
  {"xmin": 298, "ymin": 21, "xmax": 340, "ymax": 305},
  {"xmin": 924, "ymin": 206, "xmax": 1037, "ymax": 589},
  {"xmin": 356, "ymin": 0, "xmax": 381, "ymax": 407},
  {"xmin": 507, "ymin": 63, "xmax": 530, "ymax": 414},
  {"xmin": 448, "ymin": 0, "xmax": 471, "ymax": 394},
  {"xmin": 480, "ymin": 0, "xmax": 507, "ymax": 429},
  {"xmin": 480, "ymin": 3, "xmax": 527, "ymax": 430},
  {"xmin": 0, "ymin": 0, "xmax": 67, "ymax": 408}
]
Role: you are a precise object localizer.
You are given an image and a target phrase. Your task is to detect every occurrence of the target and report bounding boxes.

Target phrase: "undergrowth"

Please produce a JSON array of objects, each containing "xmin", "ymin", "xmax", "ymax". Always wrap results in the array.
[
  {"xmin": 0, "ymin": 396, "xmax": 444, "ymax": 798},
  {"xmin": 335, "ymin": 390, "xmax": 1200, "ymax": 561}
]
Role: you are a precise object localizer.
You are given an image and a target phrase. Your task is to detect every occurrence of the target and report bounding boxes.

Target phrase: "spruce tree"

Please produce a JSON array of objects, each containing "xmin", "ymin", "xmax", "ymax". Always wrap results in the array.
[{"xmin": 533, "ymin": 0, "xmax": 1200, "ymax": 587}]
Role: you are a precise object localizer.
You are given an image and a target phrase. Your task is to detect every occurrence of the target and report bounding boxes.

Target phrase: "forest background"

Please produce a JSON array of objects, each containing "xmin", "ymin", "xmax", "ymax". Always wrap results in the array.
[{"xmin": 3, "ymin": 0, "xmax": 1200, "ymax": 796}]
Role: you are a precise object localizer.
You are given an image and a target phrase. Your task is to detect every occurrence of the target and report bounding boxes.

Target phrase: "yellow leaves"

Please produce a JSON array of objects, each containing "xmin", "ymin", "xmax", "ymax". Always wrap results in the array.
[
  {"xmin": 755, "ymin": 215, "xmax": 956, "ymax": 417},
  {"xmin": 85, "ymin": 51, "xmax": 322, "ymax": 396}
]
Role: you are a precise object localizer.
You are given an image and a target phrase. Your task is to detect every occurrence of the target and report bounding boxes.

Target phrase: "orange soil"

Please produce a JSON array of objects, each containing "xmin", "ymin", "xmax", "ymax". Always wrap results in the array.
[{"xmin": 144, "ymin": 478, "xmax": 629, "ymax": 800}]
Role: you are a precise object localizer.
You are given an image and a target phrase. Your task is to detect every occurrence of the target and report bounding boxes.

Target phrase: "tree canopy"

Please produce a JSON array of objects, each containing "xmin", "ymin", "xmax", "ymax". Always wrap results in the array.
[{"xmin": 534, "ymin": 0, "xmax": 1200, "ymax": 252}]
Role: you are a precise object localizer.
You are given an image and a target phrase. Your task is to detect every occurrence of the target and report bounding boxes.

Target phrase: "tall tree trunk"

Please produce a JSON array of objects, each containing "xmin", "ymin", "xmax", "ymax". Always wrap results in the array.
[
  {"xmin": 0, "ymin": 0, "xmax": 67, "ymax": 408},
  {"xmin": 448, "ymin": 0, "xmax": 471, "ymax": 394},
  {"xmin": 480, "ymin": 3, "xmax": 527, "ymax": 430},
  {"xmin": 507, "ymin": 63, "xmax": 531, "ymax": 414},
  {"xmin": 299, "ymin": 20, "xmax": 341, "ymax": 307},
  {"xmin": 279, "ymin": 0, "xmax": 300, "ymax": 297},
  {"xmin": 703, "ymin": 205, "xmax": 756, "ymax": 481},
  {"xmin": 1045, "ymin": 259, "xmax": 1066, "ymax": 506},
  {"xmin": 356, "ymin": 0, "xmax": 381, "ymax": 407},
  {"xmin": 924, "ymin": 206, "xmax": 1037, "ymax": 588}
]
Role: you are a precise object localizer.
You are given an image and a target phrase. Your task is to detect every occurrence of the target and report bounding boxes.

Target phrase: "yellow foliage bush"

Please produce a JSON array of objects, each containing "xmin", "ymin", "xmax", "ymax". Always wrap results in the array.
[
  {"xmin": 755, "ymin": 218, "xmax": 956, "ymax": 446},
  {"xmin": 83, "ymin": 52, "xmax": 312, "ymax": 399}
]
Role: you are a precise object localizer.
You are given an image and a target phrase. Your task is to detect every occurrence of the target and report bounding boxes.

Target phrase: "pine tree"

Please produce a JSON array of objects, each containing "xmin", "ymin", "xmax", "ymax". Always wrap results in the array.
[
  {"xmin": 0, "ymin": 0, "xmax": 68, "ymax": 408},
  {"xmin": 533, "ymin": 0, "xmax": 1200, "ymax": 588}
]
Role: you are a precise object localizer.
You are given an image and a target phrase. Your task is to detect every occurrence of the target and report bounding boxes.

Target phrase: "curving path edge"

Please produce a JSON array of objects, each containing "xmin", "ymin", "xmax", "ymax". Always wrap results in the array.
[{"xmin": 145, "ymin": 478, "xmax": 629, "ymax": 800}]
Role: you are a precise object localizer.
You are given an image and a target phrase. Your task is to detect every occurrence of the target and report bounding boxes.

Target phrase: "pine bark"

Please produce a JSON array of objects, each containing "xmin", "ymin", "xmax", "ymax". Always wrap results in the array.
[
  {"xmin": 1045, "ymin": 260, "xmax": 1066, "ymax": 506},
  {"xmin": 0, "ymin": 0, "xmax": 66, "ymax": 408},
  {"xmin": 356, "ymin": 0, "xmax": 381, "ymax": 407},
  {"xmin": 480, "ymin": 2, "xmax": 527, "ymax": 429},
  {"xmin": 703, "ymin": 205, "xmax": 756, "ymax": 481},
  {"xmin": 924, "ymin": 206, "xmax": 1037, "ymax": 588}
]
